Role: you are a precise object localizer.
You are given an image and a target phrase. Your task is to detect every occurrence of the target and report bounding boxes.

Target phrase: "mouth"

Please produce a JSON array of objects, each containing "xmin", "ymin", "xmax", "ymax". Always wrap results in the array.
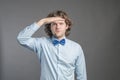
[{"xmin": 56, "ymin": 29, "xmax": 61, "ymax": 32}]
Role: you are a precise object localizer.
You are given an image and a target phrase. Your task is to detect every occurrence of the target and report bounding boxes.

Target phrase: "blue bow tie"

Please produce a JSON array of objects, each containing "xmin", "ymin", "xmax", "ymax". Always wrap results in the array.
[{"xmin": 53, "ymin": 39, "xmax": 65, "ymax": 45}]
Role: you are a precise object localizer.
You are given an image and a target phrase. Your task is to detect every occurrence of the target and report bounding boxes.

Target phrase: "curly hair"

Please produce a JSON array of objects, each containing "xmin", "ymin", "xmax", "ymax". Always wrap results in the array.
[{"xmin": 44, "ymin": 10, "xmax": 72, "ymax": 38}]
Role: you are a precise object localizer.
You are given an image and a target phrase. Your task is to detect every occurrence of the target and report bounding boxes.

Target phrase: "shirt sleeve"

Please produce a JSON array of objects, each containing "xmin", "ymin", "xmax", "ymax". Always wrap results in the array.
[
  {"xmin": 17, "ymin": 22, "xmax": 41, "ymax": 54},
  {"xmin": 75, "ymin": 46, "xmax": 87, "ymax": 80}
]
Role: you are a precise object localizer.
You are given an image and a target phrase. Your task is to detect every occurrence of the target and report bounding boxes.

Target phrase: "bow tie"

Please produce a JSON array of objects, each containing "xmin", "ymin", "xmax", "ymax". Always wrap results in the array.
[{"xmin": 52, "ymin": 39, "xmax": 65, "ymax": 46}]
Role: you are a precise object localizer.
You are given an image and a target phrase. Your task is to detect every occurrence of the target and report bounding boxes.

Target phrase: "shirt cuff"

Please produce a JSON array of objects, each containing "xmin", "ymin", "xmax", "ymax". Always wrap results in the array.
[{"xmin": 30, "ymin": 22, "xmax": 40, "ymax": 31}]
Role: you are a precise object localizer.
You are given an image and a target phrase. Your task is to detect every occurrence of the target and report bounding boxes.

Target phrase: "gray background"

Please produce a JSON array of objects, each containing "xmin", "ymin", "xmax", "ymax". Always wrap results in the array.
[{"xmin": 0, "ymin": 0, "xmax": 120, "ymax": 80}]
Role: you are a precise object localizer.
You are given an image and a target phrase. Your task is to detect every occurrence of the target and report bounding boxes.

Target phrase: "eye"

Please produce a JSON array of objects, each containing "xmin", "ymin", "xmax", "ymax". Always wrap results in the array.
[
  {"xmin": 59, "ymin": 22, "xmax": 64, "ymax": 25},
  {"xmin": 51, "ymin": 22, "xmax": 57, "ymax": 26}
]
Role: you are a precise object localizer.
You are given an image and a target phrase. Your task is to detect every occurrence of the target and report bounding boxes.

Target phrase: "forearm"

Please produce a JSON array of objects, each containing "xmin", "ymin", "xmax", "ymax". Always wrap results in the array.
[
  {"xmin": 17, "ymin": 18, "xmax": 46, "ymax": 40},
  {"xmin": 75, "ymin": 59, "xmax": 87, "ymax": 80},
  {"xmin": 17, "ymin": 23, "xmax": 40, "ymax": 38},
  {"xmin": 75, "ymin": 66, "xmax": 87, "ymax": 80},
  {"xmin": 36, "ymin": 18, "xmax": 46, "ymax": 26},
  {"xmin": 17, "ymin": 22, "xmax": 40, "ymax": 45}
]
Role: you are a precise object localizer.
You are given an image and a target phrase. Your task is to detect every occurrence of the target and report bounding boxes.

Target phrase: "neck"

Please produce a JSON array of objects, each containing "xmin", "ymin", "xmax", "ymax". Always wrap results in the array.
[{"xmin": 53, "ymin": 35, "xmax": 66, "ymax": 40}]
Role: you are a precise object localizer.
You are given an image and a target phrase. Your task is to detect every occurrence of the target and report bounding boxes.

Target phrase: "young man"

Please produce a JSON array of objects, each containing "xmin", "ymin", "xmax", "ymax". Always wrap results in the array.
[{"xmin": 17, "ymin": 10, "xmax": 87, "ymax": 80}]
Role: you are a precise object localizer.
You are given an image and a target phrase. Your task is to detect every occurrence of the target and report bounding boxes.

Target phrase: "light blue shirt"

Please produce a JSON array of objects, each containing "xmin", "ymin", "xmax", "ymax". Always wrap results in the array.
[{"xmin": 17, "ymin": 23, "xmax": 87, "ymax": 80}]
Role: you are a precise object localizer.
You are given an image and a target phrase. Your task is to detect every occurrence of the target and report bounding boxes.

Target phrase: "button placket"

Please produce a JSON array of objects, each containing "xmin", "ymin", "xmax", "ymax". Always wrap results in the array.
[{"xmin": 56, "ymin": 44, "xmax": 60, "ymax": 80}]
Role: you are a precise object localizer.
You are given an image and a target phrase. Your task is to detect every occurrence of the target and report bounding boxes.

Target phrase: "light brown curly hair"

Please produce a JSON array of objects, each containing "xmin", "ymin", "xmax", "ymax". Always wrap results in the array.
[{"xmin": 44, "ymin": 10, "xmax": 72, "ymax": 38}]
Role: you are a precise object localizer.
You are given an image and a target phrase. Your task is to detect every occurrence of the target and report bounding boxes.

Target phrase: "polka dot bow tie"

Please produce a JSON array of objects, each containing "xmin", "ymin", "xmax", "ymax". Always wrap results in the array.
[{"xmin": 52, "ymin": 39, "xmax": 65, "ymax": 46}]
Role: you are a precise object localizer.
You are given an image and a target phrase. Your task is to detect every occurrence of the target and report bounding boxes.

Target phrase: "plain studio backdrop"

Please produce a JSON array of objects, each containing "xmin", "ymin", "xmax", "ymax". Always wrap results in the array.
[{"xmin": 0, "ymin": 0, "xmax": 120, "ymax": 80}]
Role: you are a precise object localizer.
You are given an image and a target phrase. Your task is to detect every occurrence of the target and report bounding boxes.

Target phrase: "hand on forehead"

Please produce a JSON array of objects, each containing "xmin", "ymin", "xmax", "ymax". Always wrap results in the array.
[{"xmin": 50, "ymin": 17, "xmax": 65, "ymax": 22}]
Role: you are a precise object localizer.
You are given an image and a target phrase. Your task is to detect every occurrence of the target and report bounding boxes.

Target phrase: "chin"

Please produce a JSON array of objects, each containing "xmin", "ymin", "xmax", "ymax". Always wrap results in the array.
[{"xmin": 54, "ymin": 33, "xmax": 65, "ymax": 38}]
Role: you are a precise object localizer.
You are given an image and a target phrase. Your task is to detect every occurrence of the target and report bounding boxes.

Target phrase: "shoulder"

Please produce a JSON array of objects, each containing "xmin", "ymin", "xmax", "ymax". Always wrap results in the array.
[
  {"xmin": 66, "ymin": 39, "xmax": 81, "ymax": 47},
  {"xmin": 66, "ymin": 38, "xmax": 83, "ymax": 52},
  {"xmin": 67, "ymin": 39, "xmax": 83, "ymax": 55}
]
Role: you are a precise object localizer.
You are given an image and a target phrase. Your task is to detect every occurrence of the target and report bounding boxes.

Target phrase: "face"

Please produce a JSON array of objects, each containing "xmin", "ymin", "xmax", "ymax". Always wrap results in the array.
[{"xmin": 50, "ymin": 19, "xmax": 68, "ymax": 40}]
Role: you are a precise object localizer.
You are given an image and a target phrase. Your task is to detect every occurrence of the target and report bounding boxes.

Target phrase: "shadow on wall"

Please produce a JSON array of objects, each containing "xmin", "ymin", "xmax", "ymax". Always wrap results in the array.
[
  {"xmin": 112, "ymin": 16, "xmax": 120, "ymax": 50},
  {"xmin": 112, "ymin": 16, "xmax": 120, "ymax": 55},
  {"xmin": 0, "ymin": 20, "xmax": 2, "ymax": 80}
]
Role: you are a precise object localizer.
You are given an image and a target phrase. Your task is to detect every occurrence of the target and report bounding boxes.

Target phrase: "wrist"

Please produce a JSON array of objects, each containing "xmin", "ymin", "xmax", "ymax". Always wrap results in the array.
[{"xmin": 37, "ymin": 19, "xmax": 45, "ymax": 27}]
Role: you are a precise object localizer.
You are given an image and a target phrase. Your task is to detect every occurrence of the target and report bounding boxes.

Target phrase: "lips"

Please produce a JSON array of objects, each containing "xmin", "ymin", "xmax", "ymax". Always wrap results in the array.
[{"xmin": 56, "ymin": 29, "xmax": 61, "ymax": 32}]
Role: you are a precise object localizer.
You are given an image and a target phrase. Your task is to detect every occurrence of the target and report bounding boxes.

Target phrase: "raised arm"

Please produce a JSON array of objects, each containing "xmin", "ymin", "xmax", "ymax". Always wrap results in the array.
[{"xmin": 17, "ymin": 17, "xmax": 64, "ymax": 51}]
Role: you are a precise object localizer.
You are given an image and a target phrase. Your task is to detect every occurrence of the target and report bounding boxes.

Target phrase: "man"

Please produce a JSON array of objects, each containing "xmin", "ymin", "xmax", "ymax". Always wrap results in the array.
[{"xmin": 17, "ymin": 10, "xmax": 87, "ymax": 80}]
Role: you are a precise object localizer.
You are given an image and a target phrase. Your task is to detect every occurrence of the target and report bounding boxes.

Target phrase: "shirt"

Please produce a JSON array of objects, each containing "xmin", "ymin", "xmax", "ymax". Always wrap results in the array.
[{"xmin": 17, "ymin": 23, "xmax": 87, "ymax": 80}]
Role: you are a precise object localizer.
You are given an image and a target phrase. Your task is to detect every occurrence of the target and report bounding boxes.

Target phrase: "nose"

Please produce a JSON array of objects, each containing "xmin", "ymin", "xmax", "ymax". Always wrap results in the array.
[{"xmin": 56, "ymin": 24, "xmax": 61, "ymax": 29}]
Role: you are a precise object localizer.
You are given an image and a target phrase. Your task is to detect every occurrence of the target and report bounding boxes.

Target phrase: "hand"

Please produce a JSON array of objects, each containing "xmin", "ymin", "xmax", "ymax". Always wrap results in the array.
[
  {"xmin": 37, "ymin": 17, "xmax": 64, "ymax": 27},
  {"xmin": 42, "ymin": 17, "xmax": 65, "ymax": 24}
]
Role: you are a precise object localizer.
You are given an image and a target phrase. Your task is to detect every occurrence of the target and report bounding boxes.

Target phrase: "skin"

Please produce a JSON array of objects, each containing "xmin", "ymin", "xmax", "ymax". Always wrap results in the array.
[{"xmin": 37, "ymin": 17, "xmax": 68, "ymax": 40}]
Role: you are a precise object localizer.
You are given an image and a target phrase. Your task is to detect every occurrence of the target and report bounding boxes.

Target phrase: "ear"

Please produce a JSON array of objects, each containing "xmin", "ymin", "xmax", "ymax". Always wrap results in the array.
[{"xmin": 65, "ymin": 25, "xmax": 69, "ymax": 29}]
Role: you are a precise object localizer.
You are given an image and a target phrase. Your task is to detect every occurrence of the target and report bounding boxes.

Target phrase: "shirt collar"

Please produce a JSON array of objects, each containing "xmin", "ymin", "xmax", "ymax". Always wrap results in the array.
[{"xmin": 51, "ymin": 36, "xmax": 66, "ymax": 41}]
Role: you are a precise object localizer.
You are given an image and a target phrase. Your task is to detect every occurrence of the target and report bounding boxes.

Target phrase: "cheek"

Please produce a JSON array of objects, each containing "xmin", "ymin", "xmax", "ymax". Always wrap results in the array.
[
  {"xmin": 50, "ymin": 26, "xmax": 56, "ymax": 34},
  {"xmin": 50, "ymin": 26, "xmax": 54, "ymax": 31}
]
